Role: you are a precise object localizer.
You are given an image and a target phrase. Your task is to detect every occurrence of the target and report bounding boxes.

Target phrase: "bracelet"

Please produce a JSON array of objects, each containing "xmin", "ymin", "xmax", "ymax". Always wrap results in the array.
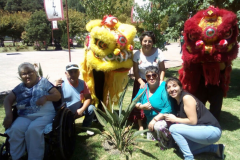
[
  {"xmin": 153, "ymin": 118, "xmax": 158, "ymax": 122},
  {"xmin": 44, "ymin": 95, "xmax": 48, "ymax": 101}
]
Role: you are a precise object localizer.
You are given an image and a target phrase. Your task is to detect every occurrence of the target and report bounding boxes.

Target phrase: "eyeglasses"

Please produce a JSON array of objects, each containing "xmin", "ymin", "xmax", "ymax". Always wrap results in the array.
[
  {"xmin": 146, "ymin": 73, "xmax": 157, "ymax": 79},
  {"xmin": 21, "ymin": 71, "xmax": 34, "ymax": 77},
  {"xmin": 66, "ymin": 64, "xmax": 79, "ymax": 70}
]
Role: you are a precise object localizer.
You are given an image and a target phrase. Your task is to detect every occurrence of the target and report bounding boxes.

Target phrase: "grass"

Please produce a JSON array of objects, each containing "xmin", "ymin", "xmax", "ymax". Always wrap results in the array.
[{"xmin": 0, "ymin": 58, "xmax": 240, "ymax": 160}]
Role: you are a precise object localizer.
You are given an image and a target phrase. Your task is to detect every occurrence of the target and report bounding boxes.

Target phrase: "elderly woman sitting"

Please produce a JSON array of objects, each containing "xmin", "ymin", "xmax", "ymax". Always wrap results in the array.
[
  {"xmin": 133, "ymin": 66, "xmax": 174, "ymax": 145},
  {"xmin": 3, "ymin": 62, "xmax": 61, "ymax": 160}
]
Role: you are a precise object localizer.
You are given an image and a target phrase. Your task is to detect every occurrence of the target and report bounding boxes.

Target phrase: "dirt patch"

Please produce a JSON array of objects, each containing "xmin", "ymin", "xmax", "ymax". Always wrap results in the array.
[{"xmin": 102, "ymin": 140, "xmax": 121, "ymax": 155}]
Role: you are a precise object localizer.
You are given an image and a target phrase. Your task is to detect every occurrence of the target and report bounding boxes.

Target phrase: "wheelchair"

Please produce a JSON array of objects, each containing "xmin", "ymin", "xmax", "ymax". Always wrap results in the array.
[{"xmin": 0, "ymin": 87, "xmax": 76, "ymax": 160}]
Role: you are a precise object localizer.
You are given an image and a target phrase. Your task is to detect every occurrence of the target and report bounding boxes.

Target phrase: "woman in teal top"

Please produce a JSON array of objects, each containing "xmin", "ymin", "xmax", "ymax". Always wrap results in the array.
[{"xmin": 133, "ymin": 66, "xmax": 174, "ymax": 145}]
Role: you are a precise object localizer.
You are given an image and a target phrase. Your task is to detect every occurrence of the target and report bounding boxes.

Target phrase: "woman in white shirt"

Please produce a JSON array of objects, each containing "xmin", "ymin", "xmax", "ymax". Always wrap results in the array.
[{"xmin": 128, "ymin": 31, "xmax": 166, "ymax": 131}]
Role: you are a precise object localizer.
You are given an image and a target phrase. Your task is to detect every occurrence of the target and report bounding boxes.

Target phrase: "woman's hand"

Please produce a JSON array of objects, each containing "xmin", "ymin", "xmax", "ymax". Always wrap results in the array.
[
  {"xmin": 164, "ymin": 114, "xmax": 177, "ymax": 123},
  {"xmin": 3, "ymin": 113, "xmax": 13, "ymax": 129},
  {"xmin": 141, "ymin": 102, "xmax": 152, "ymax": 110},
  {"xmin": 36, "ymin": 96, "xmax": 47, "ymax": 106},
  {"xmin": 148, "ymin": 119, "xmax": 157, "ymax": 131}
]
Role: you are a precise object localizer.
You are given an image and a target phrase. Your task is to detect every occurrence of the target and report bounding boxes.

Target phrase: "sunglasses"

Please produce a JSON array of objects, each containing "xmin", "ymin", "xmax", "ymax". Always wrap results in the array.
[{"xmin": 146, "ymin": 73, "xmax": 157, "ymax": 79}]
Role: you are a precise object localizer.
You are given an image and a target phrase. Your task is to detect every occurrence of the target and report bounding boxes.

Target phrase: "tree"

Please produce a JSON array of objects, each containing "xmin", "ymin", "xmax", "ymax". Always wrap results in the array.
[
  {"xmin": 25, "ymin": 10, "xmax": 51, "ymax": 44},
  {"xmin": 82, "ymin": 0, "xmax": 133, "ymax": 23},
  {"xmin": 66, "ymin": 0, "xmax": 85, "ymax": 12},
  {"xmin": 0, "ymin": 0, "xmax": 7, "ymax": 10},
  {"xmin": 58, "ymin": 9, "xmax": 86, "ymax": 38},
  {"xmin": 0, "ymin": 10, "xmax": 31, "ymax": 45},
  {"xmin": 135, "ymin": 0, "xmax": 240, "ymax": 44},
  {"xmin": 4, "ymin": 0, "xmax": 43, "ymax": 12}
]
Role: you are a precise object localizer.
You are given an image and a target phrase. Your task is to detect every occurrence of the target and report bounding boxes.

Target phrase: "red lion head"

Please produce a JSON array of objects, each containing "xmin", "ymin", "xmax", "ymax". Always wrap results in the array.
[{"xmin": 179, "ymin": 6, "xmax": 239, "ymax": 96}]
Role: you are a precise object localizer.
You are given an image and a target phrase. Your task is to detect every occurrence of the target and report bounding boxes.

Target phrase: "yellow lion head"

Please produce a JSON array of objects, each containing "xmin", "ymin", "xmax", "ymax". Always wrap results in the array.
[{"xmin": 81, "ymin": 15, "xmax": 136, "ymax": 109}]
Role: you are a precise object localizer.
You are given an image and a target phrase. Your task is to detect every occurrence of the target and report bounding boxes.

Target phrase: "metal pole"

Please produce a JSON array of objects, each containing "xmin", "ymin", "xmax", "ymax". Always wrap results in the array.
[{"xmin": 65, "ymin": 0, "xmax": 71, "ymax": 62}]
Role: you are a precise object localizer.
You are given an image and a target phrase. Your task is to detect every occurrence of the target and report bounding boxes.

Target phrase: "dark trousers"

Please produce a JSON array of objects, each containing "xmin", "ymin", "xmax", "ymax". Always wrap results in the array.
[
  {"xmin": 194, "ymin": 77, "xmax": 223, "ymax": 121},
  {"xmin": 93, "ymin": 69, "xmax": 105, "ymax": 111}
]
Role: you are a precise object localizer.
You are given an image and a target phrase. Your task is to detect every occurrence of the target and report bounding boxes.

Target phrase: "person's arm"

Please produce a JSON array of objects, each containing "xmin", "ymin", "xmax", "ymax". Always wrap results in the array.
[
  {"xmin": 158, "ymin": 61, "xmax": 165, "ymax": 85},
  {"xmin": 133, "ymin": 61, "xmax": 145, "ymax": 89},
  {"xmin": 165, "ymin": 95, "xmax": 198, "ymax": 125},
  {"xmin": 36, "ymin": 87, "xmax": 61, "ymax": 106},
  {"xmin": 3, "ymin": 92, "xmax": 16, "ymax": 129},
  {"xmin": 75, "ymin": 93, "xmax": 91, "ymax": 118}
]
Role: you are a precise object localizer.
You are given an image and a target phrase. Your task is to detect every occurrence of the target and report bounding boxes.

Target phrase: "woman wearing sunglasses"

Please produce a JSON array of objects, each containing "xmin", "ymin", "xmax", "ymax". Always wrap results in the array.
[
  {"xmin": 165, "ymin": 77, "xmax": 224, "ymax": 160},
  {"xmin": 129, "ymin": 31, "xmax": 166, "ymax": 131},
  {"xmin": 133, "ymin": 66, "xmax": 173, "ymax": 143}
]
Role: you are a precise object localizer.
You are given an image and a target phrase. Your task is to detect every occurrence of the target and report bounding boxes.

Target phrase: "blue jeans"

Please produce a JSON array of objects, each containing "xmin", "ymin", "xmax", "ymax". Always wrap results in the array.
[
  {"xmin": 82, "ymin": 105, "xmax": 96, "ymax": 127},
  {"xmin": 169, "ymin": 124, "xmax": 221, "ymax": 160}
]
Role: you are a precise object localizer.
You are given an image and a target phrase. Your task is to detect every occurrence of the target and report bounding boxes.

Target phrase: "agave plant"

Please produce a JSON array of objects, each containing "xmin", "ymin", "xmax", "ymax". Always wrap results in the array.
[{"xmin": 83, "ymin": 81, "xmax": 151, "ymax": 153}]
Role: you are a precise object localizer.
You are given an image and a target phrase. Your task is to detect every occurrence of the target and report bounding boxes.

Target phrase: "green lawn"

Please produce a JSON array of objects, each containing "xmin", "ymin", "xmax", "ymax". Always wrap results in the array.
[{"xmin": 0, "ymin": 58, "xmax": 240, "ymax": 160}]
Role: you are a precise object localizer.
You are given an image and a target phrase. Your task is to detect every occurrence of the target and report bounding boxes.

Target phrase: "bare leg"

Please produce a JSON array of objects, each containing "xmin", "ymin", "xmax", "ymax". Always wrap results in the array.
[{"xmin": 138, "ymin": 119, "xmax": 144, "ymax": 131}]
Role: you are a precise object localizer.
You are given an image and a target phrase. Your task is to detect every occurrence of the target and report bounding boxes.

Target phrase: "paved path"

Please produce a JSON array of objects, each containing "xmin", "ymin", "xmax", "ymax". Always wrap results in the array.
[{"xmin": 2, "ymin": 42, "xmax": 239, "ymax": 94}]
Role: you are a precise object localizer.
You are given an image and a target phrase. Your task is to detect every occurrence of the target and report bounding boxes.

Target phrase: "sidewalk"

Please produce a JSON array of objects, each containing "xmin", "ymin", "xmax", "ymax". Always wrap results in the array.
[{"xmin": 0, "ymin": 42, "xmax": 183, "ymax": 95}]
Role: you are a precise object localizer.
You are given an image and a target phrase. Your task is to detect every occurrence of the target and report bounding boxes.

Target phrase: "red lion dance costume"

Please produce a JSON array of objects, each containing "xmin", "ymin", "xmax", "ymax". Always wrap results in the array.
[{"xmin": 179, "ymin": 6, "xmax": 239, "ymax": 120}]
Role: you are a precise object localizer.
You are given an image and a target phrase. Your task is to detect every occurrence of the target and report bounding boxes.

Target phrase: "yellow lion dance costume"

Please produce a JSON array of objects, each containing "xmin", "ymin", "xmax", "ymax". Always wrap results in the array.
[{"xmin": 81, "ymin": 15, "xmax": 137, "ymax": 110}]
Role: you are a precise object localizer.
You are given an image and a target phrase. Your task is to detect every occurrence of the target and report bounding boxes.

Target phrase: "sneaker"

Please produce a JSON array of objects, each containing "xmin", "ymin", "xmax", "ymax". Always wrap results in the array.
[
  {"xmin": 86, "ymin": 130, "xmax": 94, "ymax": 136},
  {"xmin": 147, "ymin": 132, "xmax": 155, "ymax": 141},
  {"xmin": 216, "ymin": 144, "xmax": 225, "ymax": 159}
]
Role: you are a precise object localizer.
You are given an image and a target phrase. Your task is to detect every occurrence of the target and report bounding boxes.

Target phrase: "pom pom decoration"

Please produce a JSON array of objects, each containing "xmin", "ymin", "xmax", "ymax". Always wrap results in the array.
[
  {"xmin": 217, "ymin": 39, "xmax": 228, "ymax": 49},
  {"xmin": 195, "ymin": 40, "xmax": 204, "ymax": 49},
  {"xmin": 127, "ymin": 45, "xmax": 134, "ymax": 52},
  {"xmin": 114, "ymin": 48, "xmax": 121, "ymax": 55},
  {"xmin": 101, "ymin": 15, "xmax": 118, "ymax": 29}
]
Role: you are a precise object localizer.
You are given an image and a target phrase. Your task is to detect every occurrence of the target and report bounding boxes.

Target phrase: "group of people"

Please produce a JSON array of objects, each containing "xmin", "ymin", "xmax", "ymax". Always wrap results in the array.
[
  {"xmin": 3, "ymin": 62, "xmax": 95, "ymax": 160},
  {"xmin": 2, "ymin": 31, "xmax": 225, "ymax": 160},
  {"xmin": 128, "ymin": 31, "xmax": 225, "ymax": 160}
]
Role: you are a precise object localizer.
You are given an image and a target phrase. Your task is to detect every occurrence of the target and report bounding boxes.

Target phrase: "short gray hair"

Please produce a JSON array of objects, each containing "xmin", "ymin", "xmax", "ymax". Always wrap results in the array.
[
  {"xmin": 18, "ymin": 62, "xmax": 36, "ymax": 76},
  {"xmin": 145, "ymin": 66, "xmax": 159, "ymax": 75}
]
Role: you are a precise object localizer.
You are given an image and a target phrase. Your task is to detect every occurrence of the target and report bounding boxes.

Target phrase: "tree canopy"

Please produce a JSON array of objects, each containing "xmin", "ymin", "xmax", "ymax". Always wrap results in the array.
[
  {"xmin": 25, "ymin": 10, "xmax": 51, "ymax": 42},
  {"xmin": 0, "ymin": 10, "xmax": 31, "ymax": 41}
]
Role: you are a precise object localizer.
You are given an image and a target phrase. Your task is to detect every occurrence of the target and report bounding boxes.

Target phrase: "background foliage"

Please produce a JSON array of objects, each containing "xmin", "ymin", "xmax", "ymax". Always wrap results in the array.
[{"xmin": 0, "ymin": 0, "xmax": 240, "ymax": 48}]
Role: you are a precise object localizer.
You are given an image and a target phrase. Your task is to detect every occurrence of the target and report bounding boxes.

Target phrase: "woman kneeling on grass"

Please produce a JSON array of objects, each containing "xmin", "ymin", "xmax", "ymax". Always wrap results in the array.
[
  {"xmin": 165, "ymin": 77, "xmax": 225, "ymax": 160},
  {"xmin": 133, "ymin": 66, "xmax": 174, "ymax": 147}
]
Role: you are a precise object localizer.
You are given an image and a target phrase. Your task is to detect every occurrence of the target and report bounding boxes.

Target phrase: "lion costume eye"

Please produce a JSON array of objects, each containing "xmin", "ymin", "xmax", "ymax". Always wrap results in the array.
[
  {"xmin": 224, "ymin": 29, "xmax": 232, "ymax": 39},
  {"xmin": 95, "ymin": 39, "xmax": 108, "ymax": 49}
]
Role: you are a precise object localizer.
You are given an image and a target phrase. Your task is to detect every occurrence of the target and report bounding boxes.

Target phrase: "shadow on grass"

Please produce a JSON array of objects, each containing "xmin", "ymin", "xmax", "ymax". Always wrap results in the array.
[
  {"xmin": 138, "ymin": 148, "xmax": 158, "ymax": 159},
  {"xmin": 72, "ymin": 122, "xmax": 104, "ymax": 160},
  {"xmin": 220, "ymin": 111, "xmax": 240, "ymax": 131},
  {"xmin": 227, "ymin": 68, "xmax": 240, "ymax": 99}
]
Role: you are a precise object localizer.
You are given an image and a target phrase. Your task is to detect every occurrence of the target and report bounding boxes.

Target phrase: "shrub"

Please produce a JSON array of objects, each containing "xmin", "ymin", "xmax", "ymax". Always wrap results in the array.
[
  {"xmin": 19, "ymin": 45, "xmax": 25, "ymax": 49},
  {"xmin": 82, "ymin": 83, "xmax": 150, "ymax": 155},
  {"xmin": 15, "ymin": 46, "xmax": 20, "ymax": 51},
  {"xmin": 33, "ymin": 41, "xmax": 43, "ymax": 51},
  {"xmin": 134, "ymin": 41, "xmax": 141, "ymax": 50},
  {"xmin": 2, "ymin": 47, "xmax": 8, "ymax": 52},
  {"xmin": 24, "ymin": 45, "xmax": 28, "ymax": 49}
]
